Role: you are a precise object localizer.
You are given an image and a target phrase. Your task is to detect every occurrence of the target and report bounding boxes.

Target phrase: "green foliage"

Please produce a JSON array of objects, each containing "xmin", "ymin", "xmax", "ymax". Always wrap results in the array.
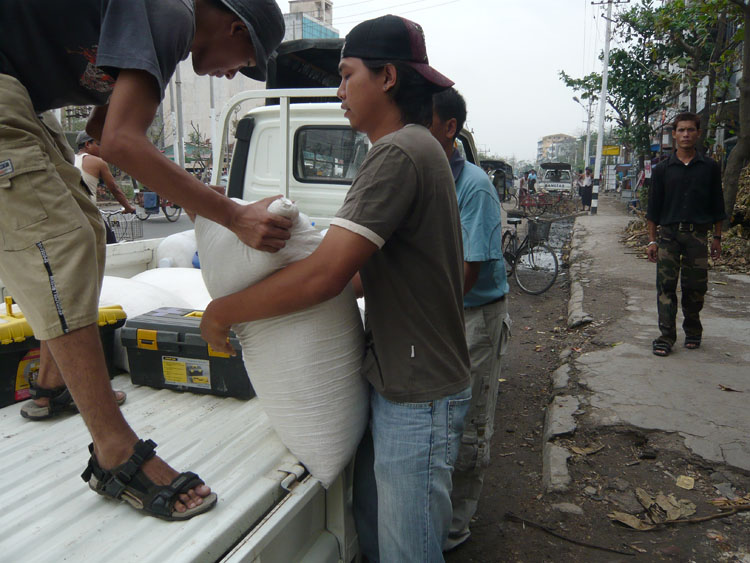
[{"xmin": 560, "ymin": 0, "xmax": 743, "ymax": 165}]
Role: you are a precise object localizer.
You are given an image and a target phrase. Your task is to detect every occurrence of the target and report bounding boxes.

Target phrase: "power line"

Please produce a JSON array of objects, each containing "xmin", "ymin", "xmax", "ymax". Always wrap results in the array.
[
  {"xmin": 334, "ymin": 0, "xmax": 460, "ymax": 24},
  {"xmin": 333, "ymin": 0, "xmax": 380, "ymax": 11}
]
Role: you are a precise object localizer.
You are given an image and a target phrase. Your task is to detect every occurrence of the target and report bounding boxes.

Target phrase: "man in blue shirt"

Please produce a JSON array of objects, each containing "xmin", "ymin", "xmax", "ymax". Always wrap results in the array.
[{"xmin": 430, "ymin": 87, "xmax": 512, "ymax": 551}]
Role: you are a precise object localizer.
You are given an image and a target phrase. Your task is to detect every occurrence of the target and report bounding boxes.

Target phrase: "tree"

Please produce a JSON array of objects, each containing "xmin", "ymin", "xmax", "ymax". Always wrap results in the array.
[
  {"xmin": 651, "ymin": 0, "xmax": 740, "ymax": 149},
  {"xmin": 723, "ymin": 0, "xmax": 750, "ymax": 224}
]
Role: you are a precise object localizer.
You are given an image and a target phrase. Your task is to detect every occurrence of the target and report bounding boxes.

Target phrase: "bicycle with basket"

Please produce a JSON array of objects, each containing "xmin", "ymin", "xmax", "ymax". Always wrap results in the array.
[
  {"xmin": 502, "ymin": 215, "xmax": 559, "ymax": 295},
  {"xmin": 100, "ymin": 208, "xmax": 144, "ymax": 242}
]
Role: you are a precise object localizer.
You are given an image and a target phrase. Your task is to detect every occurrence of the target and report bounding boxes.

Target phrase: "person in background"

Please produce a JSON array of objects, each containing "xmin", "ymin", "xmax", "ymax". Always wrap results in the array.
[
  {"xmin": 75, "ymin": 131, "xmax": 136, "ymax": 243},
  {"xmin": 581, "ymin": 167, "xmax": 594, "ymax": 212},
  {"xmin": 519, "ymin": 171, "xmax": 528, "ymax": 198},
  {"xmin": 646, "ymin": 111, "xmax": 726, "ymax": 357},
  {"xmin": 430, "ymin": 87, "xmax": 511, "ymax": 551},
  {"xmin": 0, "ymin": 0, "xmax": 289, "ymax": 521},
  {"xmin": 527, "ymin": 169, "xmax": 537, "ymax": 192},
  {"xmin": 200, "ymin": 14, "xmax": 471, "ymax": 561}
]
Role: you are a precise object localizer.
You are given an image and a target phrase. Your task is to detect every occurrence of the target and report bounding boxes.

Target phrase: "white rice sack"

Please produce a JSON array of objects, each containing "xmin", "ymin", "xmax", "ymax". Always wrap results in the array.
[
  {"xmin": 131, "ymin": 268, "xmax": 212, "ymax": 310},
  {"xmin": 99, "ymin": 276, "xmax": 191, "ymax": 372},
  {"xmin": 195, "ymin": 198, "xmax": 367, "ymax": 487},
  {"xmin": 154, "ymin": 230, "xmax": 197, "ymax": 268}
]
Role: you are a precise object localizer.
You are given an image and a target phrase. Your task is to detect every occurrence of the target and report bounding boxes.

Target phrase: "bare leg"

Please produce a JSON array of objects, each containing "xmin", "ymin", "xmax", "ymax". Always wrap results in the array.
[
  {"xmin": 32, "ymin": 341, "xmax": 125, "ymax": 407},
  {"xmin": 45, "ymin": 324, "xmax": 211, "ymax": 511}
]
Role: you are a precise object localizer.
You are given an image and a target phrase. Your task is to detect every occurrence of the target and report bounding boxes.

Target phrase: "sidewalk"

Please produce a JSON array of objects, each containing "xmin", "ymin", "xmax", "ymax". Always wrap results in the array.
[{"xmin": 565, "ymin": 195, "xmax": 750, "ymax": 472}]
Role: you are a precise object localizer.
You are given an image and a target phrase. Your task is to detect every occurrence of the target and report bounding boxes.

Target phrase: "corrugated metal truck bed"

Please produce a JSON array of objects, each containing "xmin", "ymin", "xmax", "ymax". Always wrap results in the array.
[{"xmin": 0, "ymin": 374, "xmax": 300, "ymax": 562}]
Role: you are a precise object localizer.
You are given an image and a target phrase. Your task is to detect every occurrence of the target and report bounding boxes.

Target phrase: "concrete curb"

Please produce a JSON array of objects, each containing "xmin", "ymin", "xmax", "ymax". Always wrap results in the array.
[{"xmin": 567, "ymin": 219, "xmax": 593, "ymax": 329}]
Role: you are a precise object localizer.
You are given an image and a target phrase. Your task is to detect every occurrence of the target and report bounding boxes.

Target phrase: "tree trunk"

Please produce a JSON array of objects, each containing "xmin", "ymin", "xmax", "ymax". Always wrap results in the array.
[{"xmin": 722, "ymin": 5, "xmax": 750, "ymax": 227}]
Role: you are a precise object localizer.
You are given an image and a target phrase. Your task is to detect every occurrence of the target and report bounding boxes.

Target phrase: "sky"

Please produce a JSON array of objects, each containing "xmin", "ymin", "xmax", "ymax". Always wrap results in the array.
[{"xmin": 279, "ymin": 0, "xmax": 610, "ymax": 163}]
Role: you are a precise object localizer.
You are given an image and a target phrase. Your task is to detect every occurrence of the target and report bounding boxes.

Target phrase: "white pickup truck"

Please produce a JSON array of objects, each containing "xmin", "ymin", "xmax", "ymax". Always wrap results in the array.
[{"xmin": 0, "ymin": 61, "xmax": 480, "ymax": 563}]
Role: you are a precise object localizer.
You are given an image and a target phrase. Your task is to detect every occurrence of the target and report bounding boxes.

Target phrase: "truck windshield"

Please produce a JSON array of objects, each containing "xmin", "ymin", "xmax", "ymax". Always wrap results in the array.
[
  {"xmin": 544, "ymin": 170, "xmax": 571, "ymax": 182},
  {"xmin": 295, "ymin": 127, "xmax": 370, "ymax": 183}
]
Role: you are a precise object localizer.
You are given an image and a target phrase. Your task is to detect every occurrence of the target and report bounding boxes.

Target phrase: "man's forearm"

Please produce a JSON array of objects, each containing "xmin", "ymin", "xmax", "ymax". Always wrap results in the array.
[
  {"xmin": 101, "ymin": 133, "xmax": 238, "ymax": 229},
  {"xmin": 647, "ymin": 219, "xmax": 658, "ymax": 241}
]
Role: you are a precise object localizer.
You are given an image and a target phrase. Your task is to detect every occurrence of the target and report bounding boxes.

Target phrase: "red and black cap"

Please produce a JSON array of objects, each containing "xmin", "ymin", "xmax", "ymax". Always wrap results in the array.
[{"xmin": 341, "ymin": 15, "xmax": 453, "ymax": 89}]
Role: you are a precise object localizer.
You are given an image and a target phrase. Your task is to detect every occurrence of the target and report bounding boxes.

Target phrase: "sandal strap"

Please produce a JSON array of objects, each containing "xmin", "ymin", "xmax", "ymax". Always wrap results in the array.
[
  {"xmin": 146, "ymin": 472, "xmax": 205, "ymax": 518},
  {"xmin": 81, "ymin": 439, "xmax": 157, "ymax": 497},
  {"xmin": 103, "ymin": 439, "xmax": 157, "ymax": 498},
  {"xmin": 28, "ymin": 382, "xmax": 71, "ymax": 403}
]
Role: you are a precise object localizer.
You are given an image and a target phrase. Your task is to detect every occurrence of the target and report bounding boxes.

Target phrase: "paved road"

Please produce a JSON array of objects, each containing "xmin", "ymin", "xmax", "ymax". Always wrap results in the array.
[
  {"xmin": 139, "ymin": 212, "xmax": 193, "ymax": 239},
  {"xmin": 568, "ymin": 195, "xmax": 750, "ymax": 471}
]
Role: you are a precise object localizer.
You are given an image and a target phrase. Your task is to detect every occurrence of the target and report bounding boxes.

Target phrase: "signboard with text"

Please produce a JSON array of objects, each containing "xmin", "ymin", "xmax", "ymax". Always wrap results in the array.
[{"xmin": 601, "ymin": 145, "xmax": 621, "ymax": 156}]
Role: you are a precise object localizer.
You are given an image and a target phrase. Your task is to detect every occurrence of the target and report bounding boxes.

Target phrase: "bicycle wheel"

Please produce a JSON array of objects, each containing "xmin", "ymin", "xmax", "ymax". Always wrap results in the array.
[
  {"xmin": 135, "ymin": 207, "xmax": 150, "ymax": 221},
  {"xmin": 501, "ymin": 230, "xmax": 517, "ymax": 276},
  {"xmin": 501, "ymin": 194, "xmax": 518, "ymax": 212},
  {"xmin": 528, "ymin": 200, "xmax": 546, "ymax": 216},
  {"xmin": 514, "ymin": 242, "xmax": 558, "ymax": 295},
  {"xmin": 162, "ymin": 204, "xmax": 182, "ymax": 222}
]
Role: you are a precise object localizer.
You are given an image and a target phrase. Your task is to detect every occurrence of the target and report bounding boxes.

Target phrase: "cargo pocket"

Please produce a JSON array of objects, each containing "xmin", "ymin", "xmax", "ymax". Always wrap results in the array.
[{"xmin": 0, "ymin": 144, "xmax": 77, "ymax": 251}]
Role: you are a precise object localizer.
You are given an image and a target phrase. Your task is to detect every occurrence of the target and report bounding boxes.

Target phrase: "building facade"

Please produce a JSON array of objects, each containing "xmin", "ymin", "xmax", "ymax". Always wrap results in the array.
[{"xmin": 537, "ymin": 133, "xmax": 577, "ymax": 163}]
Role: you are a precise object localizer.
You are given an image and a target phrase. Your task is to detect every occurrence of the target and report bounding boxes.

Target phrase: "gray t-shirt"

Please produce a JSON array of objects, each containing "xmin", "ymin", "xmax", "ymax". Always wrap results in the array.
[
  {"xmin": 0, "ymin": 0, "xmax": 193, "ymax": 112},
  {"xmin": 332, "ymin": 124, "xmax": 470, "ymax": 403}
]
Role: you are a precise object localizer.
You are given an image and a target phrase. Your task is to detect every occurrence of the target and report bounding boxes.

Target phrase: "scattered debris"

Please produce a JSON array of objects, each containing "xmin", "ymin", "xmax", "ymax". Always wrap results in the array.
[
  {"xmin": 676, "ymin": 475, "xmax": 695, "ymax": 490},
  {"xmin": 505, "ymin": 512, "xmax": 636, "ymax": 556},
  {"xmin": 570, "ymin": 444, "xmax": 604, "ymax": 456}
]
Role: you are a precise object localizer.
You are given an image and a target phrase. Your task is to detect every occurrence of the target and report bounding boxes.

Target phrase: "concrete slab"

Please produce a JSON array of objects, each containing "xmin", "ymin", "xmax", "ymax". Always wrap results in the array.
[
  {"xmin": 568, "ymin": 197, "xmax": 750, "ymax": 472},
  {"xmin": 543, "ymin": 395, "xmax": 579, "ymax": 442},
  {"xmin": 543, "ymin": 443, "xmax": 572, "ymax": 493}
]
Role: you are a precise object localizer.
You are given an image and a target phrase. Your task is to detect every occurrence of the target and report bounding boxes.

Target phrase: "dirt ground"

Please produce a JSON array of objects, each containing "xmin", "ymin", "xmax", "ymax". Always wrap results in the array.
[{"xmin": 445, "ymin": 231, "xmax": 750, "ymax": 563}]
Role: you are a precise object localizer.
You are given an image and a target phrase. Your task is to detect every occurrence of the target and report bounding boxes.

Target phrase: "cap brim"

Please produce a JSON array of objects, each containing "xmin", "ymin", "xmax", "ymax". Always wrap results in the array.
[
  {"xmin": 239, "ymin": 63, "xmax": 266, "ymax": 81},
  {"xmin": 406, "ymin": 62, "xmax": 454, "ymax": 89},
  {"xmin": 221, "ymin": 0, "xmax": 269, "ymax": 82}
]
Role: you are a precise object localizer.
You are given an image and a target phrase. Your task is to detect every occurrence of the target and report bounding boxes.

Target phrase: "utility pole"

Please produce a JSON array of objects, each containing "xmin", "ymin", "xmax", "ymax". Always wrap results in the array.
[
  {"xmin": 175, "ymin": 63, "xmax": 186, "ymax": 170},
  {"xmin": 591, "ymin": 0, "xmax": 628, "ymax": 215},
  {"xmin": 573, "ymin": 96, "xmax": 594, "ymax": 168}
]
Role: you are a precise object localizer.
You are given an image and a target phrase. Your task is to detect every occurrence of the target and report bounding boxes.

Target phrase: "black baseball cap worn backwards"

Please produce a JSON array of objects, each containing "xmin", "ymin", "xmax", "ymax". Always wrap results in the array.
[
  {"xmin": 342, "ymin": 14, "xmax": 454, "ymax": 89},
  {"xmin": 218, "ymin": 0, "xmax": 285, "ymax": 81}
]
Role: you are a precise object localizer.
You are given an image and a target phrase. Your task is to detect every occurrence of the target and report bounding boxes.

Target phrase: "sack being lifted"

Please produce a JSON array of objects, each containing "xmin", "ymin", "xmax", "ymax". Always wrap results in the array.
[{"xmin": 195, "ymin": 198, "xmax": 367, "ymax": 487}]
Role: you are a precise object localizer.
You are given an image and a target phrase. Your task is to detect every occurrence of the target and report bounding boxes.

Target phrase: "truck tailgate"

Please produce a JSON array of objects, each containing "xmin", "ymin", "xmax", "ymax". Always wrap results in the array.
[{"xmin": 0, "ymin": 374, "xmax": 302, "ymax": 562}]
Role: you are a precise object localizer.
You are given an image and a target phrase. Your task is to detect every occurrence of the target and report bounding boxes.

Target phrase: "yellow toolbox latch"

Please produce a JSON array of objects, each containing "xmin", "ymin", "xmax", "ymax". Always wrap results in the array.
[{"xmin": 137, "ymin": 329, "xmax": 158, "ymax": 350}]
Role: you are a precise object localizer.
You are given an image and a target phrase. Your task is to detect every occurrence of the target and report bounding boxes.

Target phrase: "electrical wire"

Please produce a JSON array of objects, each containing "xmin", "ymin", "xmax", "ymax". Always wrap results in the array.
[{"xmin": 334, "ymin": 0, "xmax": 460, "ymax": 24}]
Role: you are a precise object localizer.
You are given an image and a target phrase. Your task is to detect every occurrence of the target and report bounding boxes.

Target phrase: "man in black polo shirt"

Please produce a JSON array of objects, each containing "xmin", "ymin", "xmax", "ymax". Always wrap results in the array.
[{"xmin": 646, "ymin": 112, "xmax": 726, "ymax": 356}]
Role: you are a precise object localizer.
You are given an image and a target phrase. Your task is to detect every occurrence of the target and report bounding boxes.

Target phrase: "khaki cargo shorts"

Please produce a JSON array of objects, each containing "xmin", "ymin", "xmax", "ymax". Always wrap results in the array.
[{"xmin": 0, "ymin": 74, "xmax": 105, "ymax": 340}]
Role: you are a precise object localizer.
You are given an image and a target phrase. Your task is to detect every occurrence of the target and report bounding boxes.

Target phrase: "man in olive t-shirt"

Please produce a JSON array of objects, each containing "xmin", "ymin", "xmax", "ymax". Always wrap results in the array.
[{"xmin": 201, "ymin": 15, "xmax": 471, "ymax": 561}]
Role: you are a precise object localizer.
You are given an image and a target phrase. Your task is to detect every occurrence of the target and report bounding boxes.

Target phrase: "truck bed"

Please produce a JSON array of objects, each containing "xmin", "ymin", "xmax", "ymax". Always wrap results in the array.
[{"xmin": 0, "ymin": 374, "xmax": 312, "ymax": 562}]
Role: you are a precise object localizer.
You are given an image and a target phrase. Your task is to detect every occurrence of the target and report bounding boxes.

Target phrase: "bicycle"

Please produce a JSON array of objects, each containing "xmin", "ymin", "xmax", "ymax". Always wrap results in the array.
[
  {"xmin": 502, "ymin": 216, "xmax": 559, "ymax": 295},
  {"xmin": 503, "ymin": 189, "xmax": 581, "ymax": 216},
  {"xmin": 134, "ymin": 190, "xmax": 183, "ymax": 222},
  {"xmin": 100, "ymin": 208, "xmax": 143, "ymax": 242}
]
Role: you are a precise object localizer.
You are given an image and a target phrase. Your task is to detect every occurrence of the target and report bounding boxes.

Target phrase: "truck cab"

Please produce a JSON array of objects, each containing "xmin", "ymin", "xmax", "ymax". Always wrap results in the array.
[{"xmin": 538, "ymin": 162, "xmax": 573, "ymax": 194}]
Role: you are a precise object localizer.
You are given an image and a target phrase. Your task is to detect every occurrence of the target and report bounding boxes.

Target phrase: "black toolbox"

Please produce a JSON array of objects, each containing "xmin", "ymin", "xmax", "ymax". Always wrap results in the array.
[
  {"xmin": 0, "ymin": 300, "xmax": 126, "ymax": 408},
  {"xmin": 121, "ymin": 307, "xmax": 253, "ymax": 400}
]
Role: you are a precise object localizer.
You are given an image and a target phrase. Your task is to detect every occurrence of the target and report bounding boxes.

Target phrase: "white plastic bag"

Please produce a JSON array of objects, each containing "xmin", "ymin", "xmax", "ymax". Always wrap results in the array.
[
  {"xmin": 99, "ymin": 276, "xmax": 192, "ymax": 372},
  {"xmin": 154, "ymin": 230, "xmax": 197, "ymax": 268},
  {"xmin": 131, "ymin": 268, "xmax": 212, "ymax": 310},
  {"xmin": 195, "ymin": 198, "xmax": 367, "ymax": 487}
]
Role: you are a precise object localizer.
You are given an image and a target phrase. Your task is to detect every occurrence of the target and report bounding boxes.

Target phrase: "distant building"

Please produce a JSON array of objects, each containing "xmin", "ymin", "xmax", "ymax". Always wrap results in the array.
[
  {"xmin": 537, "ymin": 133, "xmax": 576, "ymax": 163},
  {"xmin": 284, "ymin": 0, "xmax": 338, "ymax": 41}
]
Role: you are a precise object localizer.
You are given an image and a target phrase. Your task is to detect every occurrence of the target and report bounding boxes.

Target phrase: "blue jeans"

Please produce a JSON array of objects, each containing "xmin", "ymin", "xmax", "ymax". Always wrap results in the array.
[{"xmin": 353, "ymin": 385, "xmax": 472, "ymax": 562}]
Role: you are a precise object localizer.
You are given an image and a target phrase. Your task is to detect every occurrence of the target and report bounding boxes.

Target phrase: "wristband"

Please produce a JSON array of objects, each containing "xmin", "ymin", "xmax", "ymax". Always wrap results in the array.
[{"xmin": 647, "ymin": 241, "xmax": 658, "ymax": 247}]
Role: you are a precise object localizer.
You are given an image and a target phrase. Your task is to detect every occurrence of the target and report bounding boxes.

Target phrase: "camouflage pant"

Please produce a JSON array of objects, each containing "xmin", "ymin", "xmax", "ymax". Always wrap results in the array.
[{"xmin": 656, "ymin": 225, "xmax": 709, "ymax": 347}]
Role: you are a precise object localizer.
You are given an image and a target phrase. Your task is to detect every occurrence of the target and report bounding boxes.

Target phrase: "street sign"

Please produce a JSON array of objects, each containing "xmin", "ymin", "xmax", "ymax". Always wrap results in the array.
[{"xmin": 601, "ymin": 145, "xmax": 621, "ymax": 156}]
